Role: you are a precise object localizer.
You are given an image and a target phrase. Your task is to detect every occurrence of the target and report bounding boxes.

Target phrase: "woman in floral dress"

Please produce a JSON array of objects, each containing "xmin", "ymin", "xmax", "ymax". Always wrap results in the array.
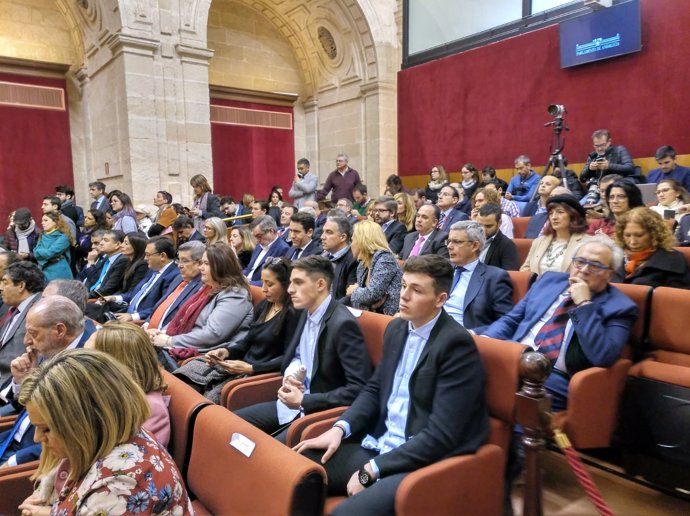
[{"xmin": 17, "ymin": 349, "xmax": 194, "ymax": 516}]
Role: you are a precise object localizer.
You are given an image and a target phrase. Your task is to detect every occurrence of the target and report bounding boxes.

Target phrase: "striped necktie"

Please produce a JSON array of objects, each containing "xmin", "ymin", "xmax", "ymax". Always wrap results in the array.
[{"xmin": 533, "ymin": 296, "xmax": 574, "ymax": 360}]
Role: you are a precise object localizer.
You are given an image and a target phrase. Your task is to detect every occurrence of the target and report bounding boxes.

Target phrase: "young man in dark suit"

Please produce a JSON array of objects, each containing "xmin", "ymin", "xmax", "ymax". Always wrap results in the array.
[
  {"xmin": 476, "ymin": 204, "xmax": 520, "ymax": 271},
  {"xmin": 85, "ymin": 230, "xmax": 129, "ymax": 299},
  {"xmin": 294, "ymin": 255, "xmax": 489, "ymax": 516},
  {"xmin": 235, "ymin": 255, "xmax": 371, "ymax": 442},
  {"xmin": 287, "ymin": 212, "xmax": 322, "ymax": 260}
]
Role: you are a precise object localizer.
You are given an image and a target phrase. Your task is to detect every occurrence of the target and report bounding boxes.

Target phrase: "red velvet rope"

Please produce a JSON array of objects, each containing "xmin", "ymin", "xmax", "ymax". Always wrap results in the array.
[{"xmin": 554, "ymin": 429, "xmax": 614, "ymax": 516}]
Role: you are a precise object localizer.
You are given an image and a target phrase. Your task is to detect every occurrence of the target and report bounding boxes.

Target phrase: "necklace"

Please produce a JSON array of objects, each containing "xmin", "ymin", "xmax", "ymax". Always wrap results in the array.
[{"xmin": 543, "ymin": 239, "xmax": 567, "ymax": 269}]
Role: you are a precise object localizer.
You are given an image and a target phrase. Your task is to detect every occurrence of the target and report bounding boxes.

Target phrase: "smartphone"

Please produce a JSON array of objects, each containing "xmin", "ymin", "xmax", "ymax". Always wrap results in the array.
[
  {"xmin": 664, "ymin": 209, "xmax": 676, "ymax": 220},
  {"xmin": 596, "ymin": 157, "xmax": 605, "ymax": 162}
]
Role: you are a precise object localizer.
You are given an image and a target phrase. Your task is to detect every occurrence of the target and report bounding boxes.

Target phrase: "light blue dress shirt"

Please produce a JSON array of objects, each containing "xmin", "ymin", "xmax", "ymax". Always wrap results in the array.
[
  {"xmin": 444, "ymin": 259, "xmax": 479, "ymax": 326},
  {"xmin": 277, "ymin": 295, "xmax": 332, "ymax": 424}
]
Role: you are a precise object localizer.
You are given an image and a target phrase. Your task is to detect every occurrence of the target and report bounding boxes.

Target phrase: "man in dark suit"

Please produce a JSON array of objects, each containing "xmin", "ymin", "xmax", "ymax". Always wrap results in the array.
[
  {"xmin": 89, "ymin": 181, "xmax": 109, "ymax": 212},
  {"xmin": 105, "ymin": 237, "xmax": 180, "ymax": 322},
  {"xmin": 173, "ymin": 216, "xmax": 206, "ymax": 247},
  {"xmin": 287, "ymin": 212, "xmax": 322, "ymax": 260},
  {"xmin": 445, "ymin": 220, "xmax": 513, "ymax": 333},
  {"xmin": 437, "ymin": 185, "xmax": 468, "ymax": 232},
  {"xmin": 0, "ymin": 262, "xmax": 44, "ymax": 380},
  {"xmin": 243, "ymin": 216, "xmax": 290, "ymax": 286},
  {"xmin": 294, "ymin": 255, "xmax": 489, "ymax": 515},
  {"xmin": 235, "ymin": 255, "xmax": 372, "ymax": 442},
  {"xmin": 0, "ymin": 296, "xmax": 94, "ymax": 466},
  {"xmin": 321, "ymin": 213, "xmax": 358, "ymax": 300},
  {"xmin": 484, "ymin": 237, "xmax": 638, "ymax": 410},
  {"xmin": 85, "ymin": 230, "xmax": 129, "ymax": 298},
  {"xmin": 55, "ymin": 185, "xmax": 84, "ymax": 228},
  {"xmin": 374, "ymin": 197, "xmax": 406, "ymax": 256},
  {"xmin": 401, "ymin": 204, "xmax": 449, "ymax": 260},
  {"xmin": 145, "ymin": 241, "xmax": 204, "ymax": 331},
  {"xmin": 476, "ymin": 204, "xmax": 520, "ymax": 271}
]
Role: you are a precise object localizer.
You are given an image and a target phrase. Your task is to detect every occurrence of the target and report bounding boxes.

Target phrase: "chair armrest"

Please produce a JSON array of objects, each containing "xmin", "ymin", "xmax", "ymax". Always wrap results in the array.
[
  {"xmin": 0, "ymin": 467, "xmax": 37, "ymax": 515},
  {"xmin": 222, "ymin": 374, "xmax": 282, "ymax": 411},
  {"xmin": 301, "ymin": 416, "xmax": 341, "ymax": 441},
  {"xmin": 395, "ymin": 444, "xmax": 504, "ymax": 516},
  {"xmin": 558, "ymin": 358, "xmax": 632, "ymax": 449},
  {"xmin": 0, "ymin": 460, "xmax": 39, "ymax": 478},
  {"xmin": 285, "ymin": 407, "xmax": 348, "ymax": 447}
]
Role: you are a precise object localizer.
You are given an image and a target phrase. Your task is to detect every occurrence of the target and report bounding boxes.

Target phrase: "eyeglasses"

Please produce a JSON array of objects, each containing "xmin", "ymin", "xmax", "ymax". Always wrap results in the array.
[
  {"xmin": 264, "ymin": 257, "xmax": 285, "ymax": 266},
  {"xmin": 656, "ymin": 187, "xmax": 673, "ymax": 195},
  {"xmin": 144, "ymin": 252, "xmax": 163, "ymax": 258},
  {"xmin": 571, "ymin": 257, "xmax": 612, "ymax": 273},
  {"xmin": 444, "ymin": 239, "xmax": 471, "ymax": 246}
]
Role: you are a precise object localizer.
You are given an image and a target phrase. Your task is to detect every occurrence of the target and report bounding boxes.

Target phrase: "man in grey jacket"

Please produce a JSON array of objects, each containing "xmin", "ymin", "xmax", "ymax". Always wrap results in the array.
[{"xmin": 289, "ymin": 158, "xmax": 318, "ymax": 208}]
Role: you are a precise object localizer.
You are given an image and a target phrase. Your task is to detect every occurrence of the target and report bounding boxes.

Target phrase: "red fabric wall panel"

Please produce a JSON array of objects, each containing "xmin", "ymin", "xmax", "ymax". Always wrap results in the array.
[
  {"xmin": 0, "ymin": 73, "xmax": 74, "ymax": 222},
  {"xmin": 397, "ymin": 0, "xmax": 690, "ymax": 175},
  {"xmin": 210, "ymin": 98, "xmax": 295, "ymax": 202}
]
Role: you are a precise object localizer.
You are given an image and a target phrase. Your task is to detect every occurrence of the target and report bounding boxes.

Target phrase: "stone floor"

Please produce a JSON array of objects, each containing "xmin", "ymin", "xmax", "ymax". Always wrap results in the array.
[{"xmin": 511, "ymin": 451, "xmax": 690, "ymax": 515}]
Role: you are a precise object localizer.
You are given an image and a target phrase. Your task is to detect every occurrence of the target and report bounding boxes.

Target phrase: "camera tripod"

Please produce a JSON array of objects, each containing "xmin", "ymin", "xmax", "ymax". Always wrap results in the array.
[{"xmin": 529, "ymin": 114, "xmax": 569, "ymax": 202}]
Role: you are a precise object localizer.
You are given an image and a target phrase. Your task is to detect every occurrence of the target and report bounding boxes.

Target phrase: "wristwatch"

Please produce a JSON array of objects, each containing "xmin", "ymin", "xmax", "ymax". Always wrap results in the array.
[{"xmin": 358, "ymin": 467, "xmax": 376, "ymax": 488}]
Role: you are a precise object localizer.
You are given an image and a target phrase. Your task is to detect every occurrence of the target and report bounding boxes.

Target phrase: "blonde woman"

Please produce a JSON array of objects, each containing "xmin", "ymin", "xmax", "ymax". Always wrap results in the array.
[
  {"xmin": 203, "ymin": 216, "xmax": 229, "ymax": 246},
  {"xmin": 346, "ymin": 220, "xmax": 402, "ymax": 315},
  {"xmin": 17, "ymin": 349, "xmax": 193, "ymax": 516},
  {"xmin": 230, "ymin": 225, "xmax": 257, "ymax": 269},
  {"xmin": 86, "ymin": 320, "xmax": 171, "ymax": 446},
  {"xmin": 394, "ymin": 192, "xmax": 416, "ymax": 232}
]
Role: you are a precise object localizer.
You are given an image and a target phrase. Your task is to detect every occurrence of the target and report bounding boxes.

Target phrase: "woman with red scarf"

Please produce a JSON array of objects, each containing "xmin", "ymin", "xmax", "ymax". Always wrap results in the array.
[
  {"xmin": 149, "ymin": 244, "xmax": 254, "ymax": 366},
  {"xmin": 614, "ymin": 207, "xmax": 690, "ymax": 289}
]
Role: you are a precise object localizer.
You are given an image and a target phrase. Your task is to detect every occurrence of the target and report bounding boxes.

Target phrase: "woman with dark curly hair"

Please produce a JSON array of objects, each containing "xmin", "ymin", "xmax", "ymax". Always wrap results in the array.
[
  {"xmin": 614, "ymin": 206, "xmax": 690, "ymax": 288},
  {"xmin": 521, "ymin": 194, "xmax": 590, "ymax": 276},
  {"xmin": 587, "ymin": 179, "xmax": 644, "ymax": 237}
]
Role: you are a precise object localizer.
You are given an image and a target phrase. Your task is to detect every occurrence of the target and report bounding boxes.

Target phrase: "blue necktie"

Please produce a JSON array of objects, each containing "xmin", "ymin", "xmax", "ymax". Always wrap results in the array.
[
  {"xmin": 0, "ymin": 410, "xmax": 29, "ymax": 460},
  {"xmin": 451, "ymin": 266, "xmax": 466, "ymax": 292},
  {"xmin": 90, "ymin": 259, "xmax": 112, "ymax": 292},
  {"xmin": 128, "ymin": 273, "xmax": 159, "ymax": 313}
]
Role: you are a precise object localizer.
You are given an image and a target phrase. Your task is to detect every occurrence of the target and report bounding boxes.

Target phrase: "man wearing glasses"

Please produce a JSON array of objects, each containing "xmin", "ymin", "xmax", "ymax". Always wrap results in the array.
[
  {"xmin": 373, "ymin": 197, "xmax": 406, "ymax": 256},
  {"xmin": 580, "ymin": 129, "xmax": 636, "ymax": 185},
  {"xmin": 483, "ymin": 237, "xmax": 638, "ymax": 410}
]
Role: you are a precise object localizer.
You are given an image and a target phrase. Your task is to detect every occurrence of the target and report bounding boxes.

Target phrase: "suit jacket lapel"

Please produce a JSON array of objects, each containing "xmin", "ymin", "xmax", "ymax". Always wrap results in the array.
[
  {"xmin": 380, "ymin": 321, "xmax": 408, "ymax": 403},
  {"xmin": 420, "ymin": 231, "xmax": 435, "ymax": 255},
  {"xmin": 464, "ymin": 264, "xmax": 484, "ymax": 308}
]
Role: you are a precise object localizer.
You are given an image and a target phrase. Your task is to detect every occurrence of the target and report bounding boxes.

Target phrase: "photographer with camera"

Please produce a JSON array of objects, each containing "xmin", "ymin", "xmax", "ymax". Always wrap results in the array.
[{"xmin": 288, "ymin": 158, "xmax": 318, "ymax": 208}]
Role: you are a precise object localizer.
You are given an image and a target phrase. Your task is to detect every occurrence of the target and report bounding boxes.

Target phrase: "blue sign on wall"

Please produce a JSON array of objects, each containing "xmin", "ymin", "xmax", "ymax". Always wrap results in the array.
[{"xmin": 560, "ymin": 0, "xmax": 641, "ymax": 68}]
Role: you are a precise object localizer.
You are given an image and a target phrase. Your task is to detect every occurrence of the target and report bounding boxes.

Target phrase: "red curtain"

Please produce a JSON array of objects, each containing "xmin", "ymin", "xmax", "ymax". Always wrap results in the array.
[
  {"xmin": 0, "ymin": 73, "xmax": 73, "ymax": 224},
  {"xmin": 397, "ymin": 0, "xmax": 690, "ymax": 175},
  {"xmin": 210, "ymin": 98, "xmax": 295, "ymax": 202}
]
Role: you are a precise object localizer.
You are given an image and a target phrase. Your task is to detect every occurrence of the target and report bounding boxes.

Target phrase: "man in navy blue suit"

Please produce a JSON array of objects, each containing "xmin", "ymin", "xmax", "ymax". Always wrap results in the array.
[
  {"xmin": 145, "ymin": 241, "xmax": 204, "ymax": 331},
  {"xmin": 104, "ymin": 237, "xmax": 180, "ymax": 322},
  {"xmin": 483, "ymin": 237, "xmax": 638, "ymax": 410},
  {"xmin": 445, "ymin": 220, "xmax": 513, "ymax": 333},
  {"xmin": 287, "ymin": 212, "xmax": 322, "ymax": 260},
  {"xmin": 0, "ymin": 295, "xmax": 94, "ymax": 466},
  {"xmin": 437, "ymin": 185, "xmax": 468, "ymax": 232},
  {"xmin": 243, "ymin": 216, "xmax": 290, "ymax": 286}
]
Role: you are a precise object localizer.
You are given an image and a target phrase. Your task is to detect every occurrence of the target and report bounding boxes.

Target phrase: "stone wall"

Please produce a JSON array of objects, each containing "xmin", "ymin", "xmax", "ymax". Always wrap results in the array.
[{"xmin": 0, "ymin": 0, "xmax": 77, "ymax": 65}]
